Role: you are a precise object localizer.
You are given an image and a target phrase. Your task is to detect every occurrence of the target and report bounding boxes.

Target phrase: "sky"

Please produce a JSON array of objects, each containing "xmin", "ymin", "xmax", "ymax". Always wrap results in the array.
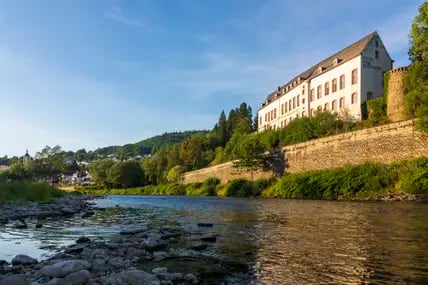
[{"xmin": 0, "ymin": 0, "xmax": 423, "ymax": 157}]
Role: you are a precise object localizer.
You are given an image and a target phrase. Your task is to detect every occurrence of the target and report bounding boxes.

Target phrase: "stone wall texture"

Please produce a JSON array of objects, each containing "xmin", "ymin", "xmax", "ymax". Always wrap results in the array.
[
  {"xmin": 284, "ymin": 119, "xmax": 428, "ymax": 173},
  {"xmin": 183, "ymin": 161, "xmax": 273, "ymax": 184},
  {"xmin": 183, "ymin": 120, "xmax": 428, "ymax": 183},
  {"xmin": 387, "ymin": 67, "xmax": 409, "ymax": 122}
]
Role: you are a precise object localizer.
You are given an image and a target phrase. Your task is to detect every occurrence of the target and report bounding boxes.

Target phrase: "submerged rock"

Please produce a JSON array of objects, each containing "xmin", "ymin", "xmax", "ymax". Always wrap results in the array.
[
  {"xmin": 76, "ymin": 236, "xmax": 91, "ymax": 244},
  {"xmin": 197, "ymin": 223, "xmax": 213, "ymax": 228}
]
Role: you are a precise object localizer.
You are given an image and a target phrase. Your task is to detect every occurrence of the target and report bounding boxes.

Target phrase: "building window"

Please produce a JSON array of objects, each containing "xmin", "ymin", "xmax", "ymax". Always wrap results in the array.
[
  {"xmin": 339, "ymin": 97, "xmax": 345, "ymax": 108},
  {"xmin": 351, "ymin": 92, "xmax": 358, "ymax": 104},
  {"xmin": 293, "ymin": 97, "xmax": 296, "ymax": 109},
  {"xmin": 325, "ymin": 82, "xmax": 329, "ymax": 95},
  {"xmin": 285, "ymin": 102, "xmax": 288, "ymax": 113},
  {"xmin": 332, "ymin": 78, "xmax": 337, "ymax": 92},
  {"xmin": 302, "ymin": 111, "xmax": 306, "ymax": 117},
  {"xmin": 375, "ymin": 40, "xmax": 379, "ymax": 48},
  {"xmin": 332, "ymin": 100, "xmax": 337, "ymax": 111},
  {"xmin": 297, "ymin": 95, "xmax": 300, "ymax": 107},
  {"xmin": 281, "ymin": 104, "xmax": 284, "ymax": 115},
  {"xmin": 274, "ymin": 108, "xmax": 277, "ymax": 119},
  {"xmin": 324, "ymin": 103, "xmax": 329, "ymax": 111},
  {"xmin": 352, "ymin": 69, "xmax": 358, "ymax": 85},
  {"xmin": 310, "ymin": 89, "xmax": 315, "ymax": 102},
  {"xmin": 265, "ymin": 113, "xmax": 268, "ymax": 122},
  {"xmin": 259, "ymin": 116, "xmax": 262, "ymax": 125},
  {"xmin": 302, "ymin": 97, "xmax": 305, "ymax": 104},
  {"xmin": 310, "ymin": 108, "xmax": 314, "ymax": 116},
  {"xmin": 375, "ymin": 50, "xmax": 379, "ymax": 59},
  {"xmin": 302, "ymin": 86, "xmax": 305, "ymax": 95},
  {"xmin": 340, "ymin": 75, "xmax": 345, "ymax": 89},
  {"xmin": 317, "ymin": 85, "xmax": 322, "ymax": 99}
]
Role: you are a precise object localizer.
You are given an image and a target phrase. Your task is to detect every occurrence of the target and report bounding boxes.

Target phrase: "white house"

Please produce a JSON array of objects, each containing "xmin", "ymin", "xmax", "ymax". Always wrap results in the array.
[{"xmin": 258, "ymin": 31, "xmax": 393, "ymax": 131}]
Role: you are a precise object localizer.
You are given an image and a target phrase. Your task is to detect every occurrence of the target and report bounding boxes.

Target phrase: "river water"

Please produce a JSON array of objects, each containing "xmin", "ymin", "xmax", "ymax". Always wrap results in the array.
[{"xmin": 1, "ymin": 196, "xmax": 428, "ymax": 284}]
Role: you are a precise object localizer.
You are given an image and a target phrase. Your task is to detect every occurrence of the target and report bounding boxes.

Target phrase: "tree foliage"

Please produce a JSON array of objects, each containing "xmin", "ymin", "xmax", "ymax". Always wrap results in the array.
[{"xmin": 406, "ymin": 2, "xmax": 428, "ymax": 131}]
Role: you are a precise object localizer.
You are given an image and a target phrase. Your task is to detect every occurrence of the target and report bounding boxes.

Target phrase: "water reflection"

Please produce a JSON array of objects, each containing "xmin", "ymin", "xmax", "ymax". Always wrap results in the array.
[{"xmin": 1, "ymin": 196, "xmax": 428, "ymax": 284}]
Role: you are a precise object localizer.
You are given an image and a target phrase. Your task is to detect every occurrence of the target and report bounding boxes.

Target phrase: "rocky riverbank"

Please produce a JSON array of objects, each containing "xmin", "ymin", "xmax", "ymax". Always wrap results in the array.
[
  {"xmin": 0, "ymin": 222, "xmax": 250, "ymax": 284},
  {"xmin": 0, "ymin": 195, "xmax": 95, "ymax": 225}
]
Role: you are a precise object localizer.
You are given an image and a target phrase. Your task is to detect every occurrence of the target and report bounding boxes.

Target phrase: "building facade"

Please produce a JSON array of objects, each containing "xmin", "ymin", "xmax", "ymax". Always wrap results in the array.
[{"xmin": 258, "ymin": 32, "xmax": 393, "ymax": 131}]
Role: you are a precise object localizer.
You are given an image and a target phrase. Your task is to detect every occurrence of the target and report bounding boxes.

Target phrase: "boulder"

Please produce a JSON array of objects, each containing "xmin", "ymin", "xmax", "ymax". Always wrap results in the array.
[
  {"xmin": 108, "ymin": 270, "xmax": 160, "ymax": 285},
  {"xmin": 41, "ymin": 259, "xmax": 91, "ymax": 278},
  {"xmin": 65, "ymin": 244, "xmax": 87, "ymax": 254},
  {"xmin": 62, "ymin": 269, "xmax": 90, "ymax": 285},
  {"xmin": 76, "ymin": 236, "xmax": 91, "ymax": 244},
  {"xmin": 11, "ymin": 254, "xmax": 38, "ymax": 266},
  {"xmin": 0, "ymin": 274, "xmax": 26, "ymax": 285}
]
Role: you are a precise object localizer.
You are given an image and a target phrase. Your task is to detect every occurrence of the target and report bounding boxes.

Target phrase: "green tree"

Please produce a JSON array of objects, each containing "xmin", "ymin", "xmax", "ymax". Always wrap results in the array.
[
  {"xmin": 166, "ymin": 165, "xmax": 185, "ymax": 183},
  {"xmin": 107, "ymin": 161, "xmax": 143, "ymax": 188},
  {"xmin": 406, "ymin": 2, "xmax": 428, "ymax": 130},
  {"xmin": 89, "ymin": 159, "xmax": 114, "ymax": 186}
]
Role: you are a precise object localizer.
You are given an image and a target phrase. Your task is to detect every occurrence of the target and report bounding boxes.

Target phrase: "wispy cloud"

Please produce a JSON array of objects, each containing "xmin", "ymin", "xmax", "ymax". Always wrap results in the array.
[{"xmin": 105, "ymin": 5, "xmax": 148, "ymax": 29}]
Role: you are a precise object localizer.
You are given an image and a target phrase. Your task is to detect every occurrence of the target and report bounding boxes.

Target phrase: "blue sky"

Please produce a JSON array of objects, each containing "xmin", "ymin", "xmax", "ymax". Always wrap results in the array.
[{"xmin": 0, "ymin": 0, "xmax": 422, "ymax": 156}]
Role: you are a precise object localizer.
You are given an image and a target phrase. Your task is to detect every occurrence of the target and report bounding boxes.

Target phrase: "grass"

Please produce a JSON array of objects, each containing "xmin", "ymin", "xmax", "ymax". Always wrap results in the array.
[{"xmin": 0, "ymin": 181, "xmax": 66, "ymax": 203}]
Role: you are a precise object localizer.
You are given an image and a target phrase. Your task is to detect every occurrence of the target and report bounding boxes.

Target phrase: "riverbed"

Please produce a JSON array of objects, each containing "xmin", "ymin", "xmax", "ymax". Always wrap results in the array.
[{"xmin": 1, "ymin": 196, "xmax": 428, "ymax": 284}]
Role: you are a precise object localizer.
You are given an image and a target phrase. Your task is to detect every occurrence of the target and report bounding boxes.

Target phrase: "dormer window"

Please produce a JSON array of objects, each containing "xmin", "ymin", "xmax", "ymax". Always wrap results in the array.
[
  {"xmin": 317, "ymin": 66, "xmax": 323, "ymax": 74},
  {"xmin": 333, "ymin": 58, "xmax": 341, "ymax": 66}
]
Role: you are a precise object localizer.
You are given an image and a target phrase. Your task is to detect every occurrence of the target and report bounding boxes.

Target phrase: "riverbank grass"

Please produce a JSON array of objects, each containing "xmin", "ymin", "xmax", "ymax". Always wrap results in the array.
[{"xmin": 0, "ymin": 181, "xmax": 65, "ymax": 203}]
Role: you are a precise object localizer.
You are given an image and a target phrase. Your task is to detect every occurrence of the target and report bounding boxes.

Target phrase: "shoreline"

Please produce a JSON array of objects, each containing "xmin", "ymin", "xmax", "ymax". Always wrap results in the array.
[{"xmin": 0, "ymin": 198, "xmax": 250, "ymax": 284}]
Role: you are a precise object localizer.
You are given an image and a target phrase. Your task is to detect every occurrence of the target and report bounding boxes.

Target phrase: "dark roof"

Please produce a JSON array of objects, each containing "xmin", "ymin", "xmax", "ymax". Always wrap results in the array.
[{"xmin": 262, "ymin": 31, "xmax": 378, "ymax": 107}]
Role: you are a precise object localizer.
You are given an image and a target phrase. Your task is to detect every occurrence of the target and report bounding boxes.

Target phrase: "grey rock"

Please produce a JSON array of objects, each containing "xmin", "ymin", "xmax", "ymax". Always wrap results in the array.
[
  {"xmin": 190, "ymin": 243, "xmax": 208, "ymax": 251},
  {"xmin": 197, "ymin": 223, "xmax": 213, "ymax": 227},
  {"xmin": 200, "ymin": 235, "xmax": 217, "ymax": 243},
  {"xmin": 108, "ymin": 270, "xmax": 160, "ymax": 285},
  {"xmin": 120, "ymin": 226, "xmax": 148, "ymax": 235},
  {"xmin": 167, "ymin": 273, "xmax": 183, "ymax": 280},
  {"xmin": 41, "ymin": 259, "xmax": 91, "ymax": 278},
  {"xmin": 65, "ymin": 244, "xmax": 86, "ymax": 254},
  {"xmin": 46, "ymin": 278, "xmax": 61, "ymax": 285},
  {"xmin": 152, "ymin": 267, "xmax": 168, "ymax": 274},
  {"xmin": 76, "ymin": 236, "xmax": 91, "ymax": 244},
  {"xmin": 0, "ymin": 260, "xmax": 8, "ymax": 266},
  {"xmin": 15, "ymin": 223, "xmax": 27, "ymax": 229},
  {"xmin": 108, "ymin": 257, "xmax": 128, "ymax": 269},
  {"xmin": 184, "ymin": 273, "xmax": 198, "ymax": 284},
  {"xmin": 62, "ymin": 269, "xmax": 90, "ymax": 285},
  {"xmin": 12, "ymin": 254, "xmax": 38, "ymax": 266},
  {"xmin": 91, "ymin": 259, "xmax": 105, "ymax": 271},
  {"xmin": 126, "ymin": 247, "xmax": 143, "ymax": 259},
  {"xmin": 0, "ymin": 274, "xmax": 26, "ymax": 285}
]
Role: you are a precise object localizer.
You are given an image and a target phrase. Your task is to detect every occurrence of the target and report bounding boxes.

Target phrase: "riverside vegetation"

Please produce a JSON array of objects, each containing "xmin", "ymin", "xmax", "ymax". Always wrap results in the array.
[{"xmin": 77, "ymin": 157, "xmax": 428, "ymax": 201}]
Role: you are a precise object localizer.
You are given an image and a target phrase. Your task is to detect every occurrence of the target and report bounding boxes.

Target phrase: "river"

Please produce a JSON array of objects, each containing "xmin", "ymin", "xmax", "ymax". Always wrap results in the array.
[{"xmin": 1, "ymin": 196, "xmax": 428, "ymax": 284}]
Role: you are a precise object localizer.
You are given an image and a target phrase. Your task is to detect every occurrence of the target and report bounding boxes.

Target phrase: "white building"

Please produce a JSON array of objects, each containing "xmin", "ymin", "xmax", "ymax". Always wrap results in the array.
[{"xmin": 258, "ymin": 31, "xmax": 393, "ymax": 131}]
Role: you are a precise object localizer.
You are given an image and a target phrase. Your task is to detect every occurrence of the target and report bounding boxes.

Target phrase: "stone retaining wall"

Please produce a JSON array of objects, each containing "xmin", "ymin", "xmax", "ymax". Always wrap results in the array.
[{"xmin": 183, "ymin": 120, "xmax": 428, "ymax": 183}]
